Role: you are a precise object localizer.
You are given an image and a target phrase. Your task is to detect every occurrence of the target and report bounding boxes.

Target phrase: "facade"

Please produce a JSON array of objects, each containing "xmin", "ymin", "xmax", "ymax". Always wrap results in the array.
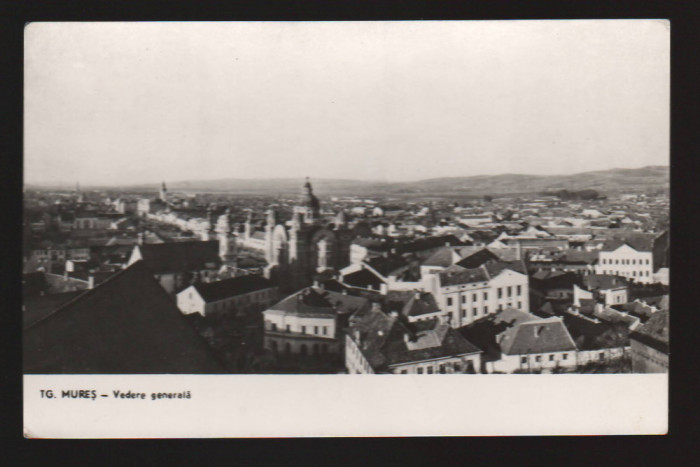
[
  {"xmin": 425, "ymin": 259, "xmax": 530, "ymax": 329},
  {"xmin": 262, "ymin": 286, "xmax": 372, "ymax": 356},
  {"xmin": 596, "ymin": 243, "xmax": 654, "ymax": 283}
]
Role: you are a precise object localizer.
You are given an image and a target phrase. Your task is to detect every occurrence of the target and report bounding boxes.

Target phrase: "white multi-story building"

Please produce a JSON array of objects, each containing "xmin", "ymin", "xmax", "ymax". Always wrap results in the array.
[
  {"xmin": 425, "ymin": 262, "xmax": 530, "ymax": 329},
  {"xmin": 177, "ymin": 275, "xmax": 278, "ymax": 318},
  {"xmin": 595, "ymin": 242, "xmax": 654, "ymax": 284}
]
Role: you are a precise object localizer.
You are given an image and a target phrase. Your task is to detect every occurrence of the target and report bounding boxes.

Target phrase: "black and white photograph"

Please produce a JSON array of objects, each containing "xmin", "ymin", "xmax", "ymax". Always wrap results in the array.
[{"xmin": 21, "ymin": 20, "xmax": 670, "ymax": 437}]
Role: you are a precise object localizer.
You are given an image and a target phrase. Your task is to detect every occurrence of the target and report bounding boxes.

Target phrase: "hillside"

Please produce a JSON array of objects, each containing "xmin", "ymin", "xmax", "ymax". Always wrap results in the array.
[{"xmin": 26, "ymin": 166, "xmax": 669, "ymax": 196}]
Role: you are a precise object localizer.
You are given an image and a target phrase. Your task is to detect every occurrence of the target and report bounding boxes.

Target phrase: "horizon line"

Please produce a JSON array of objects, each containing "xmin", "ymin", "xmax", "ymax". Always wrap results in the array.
[{"xmin": 24, "ymin": 164, "xmax": 669, "ymax": 188}]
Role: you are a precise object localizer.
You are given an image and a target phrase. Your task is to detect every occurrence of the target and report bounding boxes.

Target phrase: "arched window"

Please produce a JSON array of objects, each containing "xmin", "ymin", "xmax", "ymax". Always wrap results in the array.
[{"xmin": 300, "ymin": 344, "xmax": 307, "ymax": 356}]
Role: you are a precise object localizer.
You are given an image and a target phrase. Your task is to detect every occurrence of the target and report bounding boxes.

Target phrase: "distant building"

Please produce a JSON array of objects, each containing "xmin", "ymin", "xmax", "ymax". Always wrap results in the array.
[
  {"xmin": 345, "ymin": 306, "xmax": 482, "ymax": 374},
  {"xmin": 177, "ymin": 275, "xmax": 278, "ymax": 318}
]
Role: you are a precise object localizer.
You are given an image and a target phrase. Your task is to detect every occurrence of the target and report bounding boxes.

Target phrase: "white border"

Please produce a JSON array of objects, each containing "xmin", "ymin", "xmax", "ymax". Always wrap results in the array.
[{"xmin": 24, "ymin": 374, "xmax": 668, "ymax": 438}]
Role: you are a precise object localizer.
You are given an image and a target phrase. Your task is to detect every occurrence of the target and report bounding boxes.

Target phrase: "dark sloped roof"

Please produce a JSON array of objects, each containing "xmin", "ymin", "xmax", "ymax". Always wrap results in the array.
[
  {"xmin": 401, "ymin": 292, "xmax": 440, "ymax": 317},
  {"xmin": 456, "ymin": 248, "xmax": 499, "ymax": 269},
  {"xmin": 24, "ymin": 261, "xmax": 225, "ymax": 374},
  {"xmin": 192, "ymin": 275, "xmax": 275, "ymax": 302},
  {"xmin": 342, "ymin": 268, "xmax": 385, "ymax": 289},
  {"xmin": 266, "ymin": 287, "xmax": 372, "ymax": 318},
  {"xmin": 439, "ymin": 264, "xmax": 489, "ymax": 286},
  {"xmin": 601, "ymin": 234, "xmax": 655, "ymax": 252},
  {"xmin": 583, "ymin": 274, "xmax": 627, "ymax": 291},
  {"xmin": 630, "ymin": 310, "xmax": 668, "ymax": 353},
  {"xmin": 23, "ymin": 290, "xmax": 86, "ymax": 329},
  {"xmin": 421, "ymin": 247, "xmax": 456, "ymax": 267},
  {"xmin": 365, "ymin": 255, "xmax": 410, "ymax": 278},
  {"xmin": 22, "ymin": 272, "xmax": 50, "ymax": 297},
  {"xmin": 136, "ymin": 240, "xmax": 221, "ymax": 274},
  {"xmin": 562, "ymin": 313, "xmax": 629, "ymax": 351}
]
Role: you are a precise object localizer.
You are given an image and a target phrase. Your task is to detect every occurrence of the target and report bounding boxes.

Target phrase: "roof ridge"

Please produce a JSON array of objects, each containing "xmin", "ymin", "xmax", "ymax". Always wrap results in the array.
[{"xmin": 25, "ymin": 262, "xmax": 143, "ymax": 330}]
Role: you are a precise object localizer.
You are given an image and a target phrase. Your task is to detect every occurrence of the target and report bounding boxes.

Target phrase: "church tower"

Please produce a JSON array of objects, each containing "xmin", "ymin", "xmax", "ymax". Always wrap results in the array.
[
  {"xmin": 159, "ymin": 181, "xmax": 167, "ymax": 202},
  {"xmin": 264, "ymin": 208, "xmax": 277, "ymax": 264},
  {"xmin": 201, "ymin": 205, "xmax": 216, "ymax": 241},
  {"xmin": 294, "ymin": 177, "xmax": 320, "ymax": 224},
  {"xmin": 216, "ymin": 208, "xmax": 237, "ymax": 264}
]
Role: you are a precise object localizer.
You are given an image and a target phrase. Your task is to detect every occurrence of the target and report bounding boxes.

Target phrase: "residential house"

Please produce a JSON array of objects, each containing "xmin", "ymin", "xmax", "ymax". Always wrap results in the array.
[
  {"xmin": 460, "ymin": 307, "xmax": 578, "ymax": 374},
  {"xmin": 177, "ymin": 275, "xmax": 278, "ymax": 318},
  {"xmin": 345, "ymin": 306, "xmax": 482, "ymax": 374}
]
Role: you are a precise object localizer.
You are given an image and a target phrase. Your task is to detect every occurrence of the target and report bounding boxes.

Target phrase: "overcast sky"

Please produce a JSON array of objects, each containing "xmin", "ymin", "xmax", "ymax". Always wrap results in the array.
[{"xmin": 24, "ymin": 20, "xmax": 669, "ymax": 186}]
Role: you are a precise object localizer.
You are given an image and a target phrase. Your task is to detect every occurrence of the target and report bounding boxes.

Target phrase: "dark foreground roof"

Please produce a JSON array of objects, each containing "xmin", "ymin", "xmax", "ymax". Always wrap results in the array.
[
  {"xmin": 135, "ymin": 240, "xmax": 221, "ymax": 274},
  {"xmin": 193, "ymin": 275, "xmax": 275, "ymax": 302},
  {"xmin": 24, "ymin": 261, "xmax": 225, "ymax": 374}
]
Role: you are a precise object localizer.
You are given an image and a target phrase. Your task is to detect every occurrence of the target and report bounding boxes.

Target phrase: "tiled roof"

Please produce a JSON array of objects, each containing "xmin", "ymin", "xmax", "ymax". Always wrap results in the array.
[
  {"xmin": 460, "ymin": 308, "xmax": 577, "ymax": 358},
  {"xmin": 350, "ymin": 309, "xmax": 481, "ymax": 371},
  {"xmin": 24, "ymin": 261, "xmax": 225, "ymax": 374},
  {"xmin": 135, "ymin": 240, "xmax": 221, "ymax": 274},
  {"xmin": 193, "ymin": 275, "xmax": 275, "ymax": 303}
]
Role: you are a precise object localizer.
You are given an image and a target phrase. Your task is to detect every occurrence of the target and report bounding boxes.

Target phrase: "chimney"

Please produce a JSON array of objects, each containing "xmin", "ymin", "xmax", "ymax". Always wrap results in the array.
[
  {"xmin": 403, "ymin": 333, "xmax": 411, "ymax": 344},
  {"xmin": 389, "ymin": 310, "xmax": 399, "ymax": 318},
  {"xmin": 534, "ymin": 325, "xmax": 543, "ymax": 338},
  {"xmin": 380, "ymin": 283, "xmax": 388, "ymax": 295},
  {"xmin": 414, "ymin": 291, "xmax": 421, "ymax": 300},
  {"xmin": 87, "ymin": 274, "xmax": 95, "ymax": 289}
]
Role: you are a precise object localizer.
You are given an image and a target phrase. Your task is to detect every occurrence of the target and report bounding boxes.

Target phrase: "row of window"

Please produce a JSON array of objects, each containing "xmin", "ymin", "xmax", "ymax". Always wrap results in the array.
[
  {"xmin": 269, "ymin": 340, "xmax": 330, "ymax": 356},
  {"xmin": 521, "ymin": 353, "xmax": 569, "ymax": 364},
  {"xmin": 398, "ymin": 360, "xmax": 475, "ymax": 374},
  {"xmin": 271, "ymin": 322, "xmax": 329, "ymax": 336},
  {"xmin": 600, "ymin": 270, "xmax": 650, "ymax": 278},
  {"xmin": 445, "ymin": 285, "xmax": 524, "ymax": 307},
  {"xmin": 601, "ymin": 258, "xmax": 650, "ymax": 265}
]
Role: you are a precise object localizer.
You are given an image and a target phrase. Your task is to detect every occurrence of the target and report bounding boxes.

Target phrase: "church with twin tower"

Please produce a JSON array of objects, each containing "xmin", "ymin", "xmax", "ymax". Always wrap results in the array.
[{"xmin": 255, "ymin": 178, "xmax": 355, "ymax": 292}]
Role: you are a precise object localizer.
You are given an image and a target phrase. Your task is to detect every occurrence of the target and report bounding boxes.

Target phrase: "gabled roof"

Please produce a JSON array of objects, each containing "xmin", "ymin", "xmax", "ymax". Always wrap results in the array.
[
  {"xmin": 134, "ymin": 240, "xmax": 221, "ymax": 274},
  {"xmin": 350, "ymin": 309, "xmax": 481, "ymax": 371},
  {"xmin": 24, "ymin": 261, "xmax": 225, "ymax": 374},
  {"xmin": 192, "ymin": 275, "xmax": 275, "ymax": 303},
  {"xmin": 460, "ymin": 308, "xmax": 577, "ymax": 358}
]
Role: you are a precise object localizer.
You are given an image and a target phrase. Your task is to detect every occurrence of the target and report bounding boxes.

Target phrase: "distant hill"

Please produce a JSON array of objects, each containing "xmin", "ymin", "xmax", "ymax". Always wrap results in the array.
[
  {"xmin": 384, "ymin": 166, "xmax": 670, "ymax": 195},
  {"xmin": 27, "ymin": 166, "xmax": 669, "ymax": 196}
]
